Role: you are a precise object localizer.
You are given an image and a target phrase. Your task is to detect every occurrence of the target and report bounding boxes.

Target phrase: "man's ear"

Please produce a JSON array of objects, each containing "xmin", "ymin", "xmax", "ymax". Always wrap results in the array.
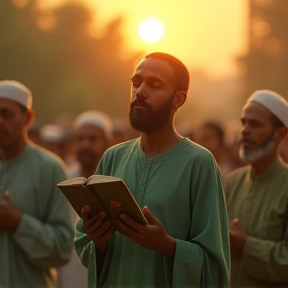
[
  {"xmin": 275, "ymin": 127, "xmax": 288, "ymax": 145},
  {"xmin": 173, "ymin": 91, "xmax": 187, "ymax": 111},
  {"xmin": 25, "ymin": 109, "xmax": 35, "ymax": 126}
]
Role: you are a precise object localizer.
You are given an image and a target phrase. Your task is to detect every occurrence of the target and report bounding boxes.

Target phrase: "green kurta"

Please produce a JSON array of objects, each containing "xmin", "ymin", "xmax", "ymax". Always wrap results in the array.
[
  {"xmin": 225, "ymin": 159, "xmax": 288, "ymax": 287},
  {"xmin": 75, "ymin": 137, "xmax": 230, "ymax": 288},
  {"xmin": 0, "ymin": 143, "xmax": 74, "ymax": 288}
]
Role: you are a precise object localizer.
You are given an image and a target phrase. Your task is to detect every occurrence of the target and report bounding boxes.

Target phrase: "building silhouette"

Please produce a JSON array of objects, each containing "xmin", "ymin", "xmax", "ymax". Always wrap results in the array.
[{"xmin": 241, "ymin": 0, "xmax": 288, "ymax": 99}]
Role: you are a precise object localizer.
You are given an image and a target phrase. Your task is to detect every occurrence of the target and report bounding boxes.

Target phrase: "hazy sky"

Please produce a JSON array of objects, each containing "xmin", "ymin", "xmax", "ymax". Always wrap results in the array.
[{"xmin": 44, "ymin": 0, "xmax": 249, "ymax": 79}]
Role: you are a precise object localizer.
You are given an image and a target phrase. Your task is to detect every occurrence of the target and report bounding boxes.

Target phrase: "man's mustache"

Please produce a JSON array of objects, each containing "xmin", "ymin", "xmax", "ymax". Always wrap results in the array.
[
  {"xmin": 131, "ymin": 99, "xmax": 150, "ymax": 109},
  {"xmin": 239, "ymin": 136, "xmax": 255, "ymax": 145}
]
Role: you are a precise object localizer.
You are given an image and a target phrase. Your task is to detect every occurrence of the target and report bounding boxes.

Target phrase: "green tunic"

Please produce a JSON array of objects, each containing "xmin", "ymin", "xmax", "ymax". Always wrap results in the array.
[
  {"xmin": 0, "ymin": 143, "xmax": 74, "ymax": 288},
  {"xmin": 225, "ymin": 159, "xmax": 288, "ymax": 287},
  {"xmin": 75, "ymin": 138, "xmax": 230, "ymax": 288}
]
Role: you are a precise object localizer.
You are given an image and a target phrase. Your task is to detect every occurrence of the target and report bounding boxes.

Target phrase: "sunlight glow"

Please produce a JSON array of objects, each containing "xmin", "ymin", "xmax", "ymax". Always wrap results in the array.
[{"xmin": 138, "ymin": 18, "xmax": 164, "ymax": 43}]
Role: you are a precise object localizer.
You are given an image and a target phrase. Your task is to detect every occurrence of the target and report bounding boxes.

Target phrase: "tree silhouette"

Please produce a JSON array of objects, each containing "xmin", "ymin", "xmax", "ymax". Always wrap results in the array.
[{"xmin": 0, "ymin": 0, "xmax": 139, "ymax": 121}]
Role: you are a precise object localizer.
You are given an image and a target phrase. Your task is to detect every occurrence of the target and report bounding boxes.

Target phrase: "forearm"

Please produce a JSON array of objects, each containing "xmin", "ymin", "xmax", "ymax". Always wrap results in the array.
[
  {"xmin": 242, "ymin": 236, "xmax": 288, "ymax": 282},
  {"xmin": 13, "ymin": 213, "xmax": 74, "ymax": 268}
]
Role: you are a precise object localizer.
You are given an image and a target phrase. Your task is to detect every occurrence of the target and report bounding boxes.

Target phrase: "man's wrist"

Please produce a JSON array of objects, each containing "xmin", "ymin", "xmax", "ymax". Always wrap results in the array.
[{"xmin": 161, "ymin": 236, "xmax": 176, "ymax": 258}]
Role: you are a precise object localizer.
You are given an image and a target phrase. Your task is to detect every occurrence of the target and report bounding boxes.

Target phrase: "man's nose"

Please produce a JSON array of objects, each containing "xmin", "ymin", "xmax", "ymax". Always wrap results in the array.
[
  {"xmin": 135, "ymin": 83, "xmax": 148, "ymax": 99},
  {"xmin": 241, "ymin": 124, "xmax": 250, "ymax": 135}
]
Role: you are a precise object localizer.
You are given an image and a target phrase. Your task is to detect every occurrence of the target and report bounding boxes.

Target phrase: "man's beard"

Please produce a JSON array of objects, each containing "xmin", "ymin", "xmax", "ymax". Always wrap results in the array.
[
  {"xmin": 239, "ymin": 131, "xmax": 276, "ymax": 163},
  {"xmin": 129, "ymin": 95, "xmax": 174, "ymax": 133}
]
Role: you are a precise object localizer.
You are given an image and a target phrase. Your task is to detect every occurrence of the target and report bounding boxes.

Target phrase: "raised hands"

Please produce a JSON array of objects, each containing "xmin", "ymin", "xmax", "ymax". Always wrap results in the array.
[
  {"xmin": 229, "ymin": 218, "xmax": 247, "ymax": 254},
  {"xmin": 0, "ymin": 191, "xmax": 22, "ymax": 230}
]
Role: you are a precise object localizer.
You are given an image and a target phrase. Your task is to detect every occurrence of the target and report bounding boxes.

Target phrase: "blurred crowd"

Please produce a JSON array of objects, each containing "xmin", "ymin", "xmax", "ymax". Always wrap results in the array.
[
  {"xmin": 25, "ymin": 112, "xmax": 288, "ymax": 189},
  {"xmin": 26, "ymin": 113, "xmax": 288, "ymax": 181}
]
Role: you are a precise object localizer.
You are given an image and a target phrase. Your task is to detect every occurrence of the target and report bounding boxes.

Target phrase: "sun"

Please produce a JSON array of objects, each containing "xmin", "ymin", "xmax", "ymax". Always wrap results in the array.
[{"xmin": 138, "ymin": 18, "xmax": 164, "ymax": 43}]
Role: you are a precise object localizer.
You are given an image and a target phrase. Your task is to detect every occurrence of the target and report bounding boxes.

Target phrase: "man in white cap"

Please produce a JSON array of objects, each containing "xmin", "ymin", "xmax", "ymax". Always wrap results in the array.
[
  {"xmin": 0, "ymin": 80, "xmax": 74, "ymax": 288},
  {"xmin": 67, "ymin": 110, "xmax": 112, "ymax": 179},
  {"xmin": 225, "ymin": 90, "xmax": 288, "ymax": 288},
  {"xmin": 57, "ymin": 110, "xmax": 112, "ymax": 288}
]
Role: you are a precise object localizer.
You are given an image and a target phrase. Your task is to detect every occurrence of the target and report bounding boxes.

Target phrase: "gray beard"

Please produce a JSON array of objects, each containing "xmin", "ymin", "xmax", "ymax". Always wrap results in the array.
[{"xmin": 239, "ymin": 132, "xmax": 275, "ymax": 164}]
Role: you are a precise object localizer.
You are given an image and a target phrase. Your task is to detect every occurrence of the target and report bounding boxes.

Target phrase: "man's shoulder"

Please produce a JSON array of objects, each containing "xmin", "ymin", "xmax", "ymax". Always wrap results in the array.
[
  {"xmin": 183, "ymin": 139, "xmax": 212, "ymax": 155},
  {"xmin": 182, "ymin": 139, "xmax": 217, "ymax": 163},
  {"xmin": 27, "ymin": 143, "xmax": 66, "ymax": 169},
  {"xmin": 104, "ymin": 138, "xmax": 138, "ymax": 157}
]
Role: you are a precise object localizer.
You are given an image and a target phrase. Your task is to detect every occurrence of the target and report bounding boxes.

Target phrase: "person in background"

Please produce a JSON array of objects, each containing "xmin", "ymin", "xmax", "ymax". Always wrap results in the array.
[
  {"xmin": 193, "ymin": 121, "xmax": 237, "ymax": 178},
  {"xmin": 67, "ymin": 110, "xmax": 113, "ymax": 179},
  {"xmin": 28, "ymin": 119, "xmax": 43, "ymax": 146},
  {"xmin": 0, "ymin": 80, "xmax": 74, "ymax": 288},
  {"xmin": 75, "ymin": 52, "xmax": 230, "ymax": 288},
  {"xmin": 111, "ymin": 117, "xmax": 129, "ymax": 146},
  {"xmin": 58, "ymin": 110, "xmax": 113, "ymax": 288},
  {"xmin": 40, "ymin": 123, "xmax": 68, "ymax": 161},
  {"xmin": 225, "ymin": 90, "xmax": 288, "ymax": 288}
]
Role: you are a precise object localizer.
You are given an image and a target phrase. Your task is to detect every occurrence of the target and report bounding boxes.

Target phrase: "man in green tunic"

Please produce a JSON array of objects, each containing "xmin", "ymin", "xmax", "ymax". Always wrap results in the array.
[
  {"xmin": 0, "ymin": 81, "xmax": 74, "ymax": 288},
  {"xmin": 75, "ymin": 52, "xmax": 230, "ymax": 288},
  {"xmin": 225, "ymin": 90, "xmax": 288, "ymax": 287}
]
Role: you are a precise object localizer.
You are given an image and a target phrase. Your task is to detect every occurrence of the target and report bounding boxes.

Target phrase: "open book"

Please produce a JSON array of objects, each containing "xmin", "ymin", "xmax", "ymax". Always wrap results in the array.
[{"xmin": 57, "ymin": 175, "xmax": 148, "ymax": 229}]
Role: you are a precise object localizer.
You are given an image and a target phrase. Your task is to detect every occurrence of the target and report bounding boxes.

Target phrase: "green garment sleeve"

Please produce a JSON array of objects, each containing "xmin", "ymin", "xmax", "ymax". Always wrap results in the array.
[
  {"xmin": 75, "ymin": 217, "xmax": 101, "ymax": 288},
  {"xmin": 172, "ymin": 154, "xmax": 230, "ymax": 288},
  {"xmin": 74, "ymin": 218, "xmax": 93, "ymax": 269},
  {"xmin": 12, "ymin": 163, "xmax": 74, "ymax": 269},
  {"xmin": 242, "ymin": 233, "xmax": 288, "ymax": 282}
]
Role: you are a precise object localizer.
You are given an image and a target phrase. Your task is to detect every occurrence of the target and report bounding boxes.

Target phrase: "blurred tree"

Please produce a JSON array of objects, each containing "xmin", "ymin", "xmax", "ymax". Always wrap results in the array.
[
  {"xmin": 0, "ymin": 0, "xmax": 139, "ymax": 122},
  {"xmin": 240, "ymin": 0, "xmax": 288, "ymax": 100}
]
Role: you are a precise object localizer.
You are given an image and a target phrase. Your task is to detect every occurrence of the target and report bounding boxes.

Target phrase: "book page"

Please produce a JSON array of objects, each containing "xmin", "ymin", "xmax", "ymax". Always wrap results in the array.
[
  {"xmin": 86, "ymin": 175, "xmax": 121, "ymax": 185},
  {"xmin": 58, "ymin": 177, "xmax": 86, "ymax": 186}
]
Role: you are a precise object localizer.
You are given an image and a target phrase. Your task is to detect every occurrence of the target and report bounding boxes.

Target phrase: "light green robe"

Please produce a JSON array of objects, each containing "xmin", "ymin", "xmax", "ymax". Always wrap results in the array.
[
  {"xmin": 0, "ymin": 143, "xmax": 74, "ymax": 288},
  {"xmin": 75, "ymin": 138, "xmax": 230, "ymax": 288},
  {"xmin": 226, "ymin": 159, "xmax": 288, "ymax": 288}
]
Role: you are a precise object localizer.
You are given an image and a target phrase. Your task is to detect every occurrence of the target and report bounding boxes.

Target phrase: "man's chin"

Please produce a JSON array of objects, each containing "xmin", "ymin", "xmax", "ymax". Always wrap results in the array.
[{"xmin": 239, "ymin": 148, "xmax": 258, "ymax": 163}]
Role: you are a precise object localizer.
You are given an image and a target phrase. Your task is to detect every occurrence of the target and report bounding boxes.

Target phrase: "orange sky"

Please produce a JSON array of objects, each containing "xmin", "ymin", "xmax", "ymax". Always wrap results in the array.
[{"xmin": 44, "ymin": 0, "xmax": 249, "ymax": 79}]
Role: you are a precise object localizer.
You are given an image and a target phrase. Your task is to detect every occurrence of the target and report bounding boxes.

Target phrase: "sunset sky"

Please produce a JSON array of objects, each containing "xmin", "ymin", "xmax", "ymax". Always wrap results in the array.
[{"xmin": 44, "ymin": 0, "xmax": 249, "ymax": 79}]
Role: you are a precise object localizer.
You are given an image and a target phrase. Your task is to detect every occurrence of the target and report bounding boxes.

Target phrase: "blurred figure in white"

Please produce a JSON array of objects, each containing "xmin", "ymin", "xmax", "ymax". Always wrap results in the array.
[
  {"xmin": 111, "ymin": 117, "xmax": 129, "ymax": 146},
  {"xmin": 40, "ymin": 124, "xmax": 67, "ymax": 161},
  {"xmin": 68, "ymin": 110, "xmax": 113, "ymax": 179}
]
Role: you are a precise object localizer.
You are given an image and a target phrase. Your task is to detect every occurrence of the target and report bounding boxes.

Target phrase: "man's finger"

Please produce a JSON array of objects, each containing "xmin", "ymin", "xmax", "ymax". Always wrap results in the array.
[
  {"xmin": 81, "ymin": 205, "xmax": 90, "ymax": 221},
  {"xmin": 120, "ymin": 214, "xmax": 142, "ymax": 231},
  {"xmin": 120, "ymin": 221, "xmax": 139, "ymax": 239},
  {"xmin": 86, "ymin": 211, "xmax": 107, "ymax": 227},
  {"xmin": 89, "ymin": 217, "xmax": 108, "ymax": 233},
  {"xmin": 142, "ymin": 206, "xmax": 159, "ymax": 225},
  {"xmin": 233, "ymin": 218, "xmax": 241, "ymax": 227},
  {"xmin": 3, "ymin": 191, "xmax": 10, "ymax": 201}
]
